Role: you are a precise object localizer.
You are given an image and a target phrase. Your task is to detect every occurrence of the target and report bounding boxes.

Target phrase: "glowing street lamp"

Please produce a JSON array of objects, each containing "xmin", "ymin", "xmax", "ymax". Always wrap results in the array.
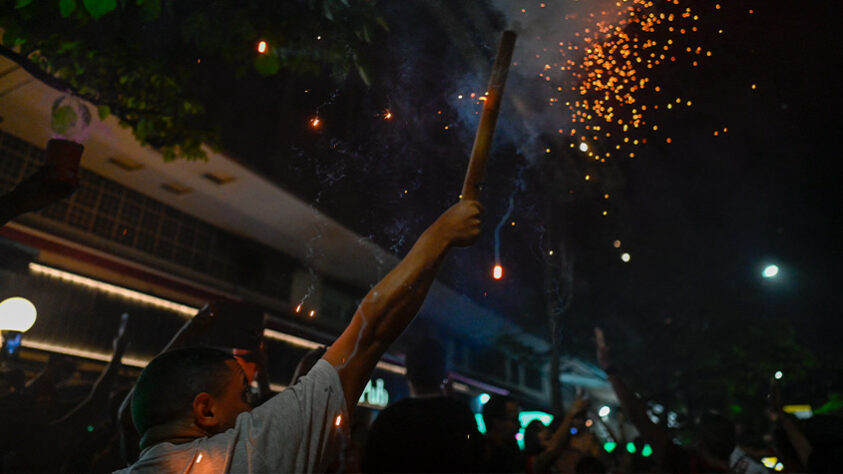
[
  {"xmin": 0, "ymin": 297, "xmax": 37, "ymax": 332},
  {"xmin": 0, "ymin": 297, "xmax": 37, "ymax": 358},
  {"xmin": 763, "ymin": 264, "xmax": 779, "ymax": 278}
]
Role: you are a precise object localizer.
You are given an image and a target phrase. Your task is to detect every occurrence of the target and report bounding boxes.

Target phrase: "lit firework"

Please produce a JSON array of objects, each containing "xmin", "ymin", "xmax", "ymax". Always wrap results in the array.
[{"xmin": 538, "ymin": 0, "xmax": 715, "ymax": 159}]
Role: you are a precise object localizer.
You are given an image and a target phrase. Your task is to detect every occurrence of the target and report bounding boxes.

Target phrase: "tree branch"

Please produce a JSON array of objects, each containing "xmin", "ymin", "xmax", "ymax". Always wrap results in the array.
[{"xmin": 0, "ymin": 43, "xmax": 100, "ymax": 103}]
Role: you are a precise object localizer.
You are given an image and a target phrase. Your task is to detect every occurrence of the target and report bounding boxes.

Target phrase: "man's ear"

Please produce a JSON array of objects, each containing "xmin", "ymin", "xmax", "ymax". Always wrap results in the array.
[{"xmin": 192, "ymin": 392, "xmax": 219, "ymax": 431}]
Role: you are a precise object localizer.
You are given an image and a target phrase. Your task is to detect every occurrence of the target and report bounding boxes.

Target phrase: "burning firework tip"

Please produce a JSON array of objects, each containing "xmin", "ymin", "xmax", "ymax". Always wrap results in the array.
[{"xmin": 257, "ymin": 40, "xmax": 268, "ymax": 54}]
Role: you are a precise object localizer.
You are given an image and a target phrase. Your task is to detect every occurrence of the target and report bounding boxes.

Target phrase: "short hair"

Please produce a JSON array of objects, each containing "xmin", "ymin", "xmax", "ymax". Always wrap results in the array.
[
  {"xmin": 482, "ymin": 394, "xmax": 515, "ymax": 428},
  {"xmin": 131, "ymin": 347, "xmax": 235, "ymax": 435},
  {"xmin": 405, "ymin": 337, "xmax": 446, "ymax": 390}
]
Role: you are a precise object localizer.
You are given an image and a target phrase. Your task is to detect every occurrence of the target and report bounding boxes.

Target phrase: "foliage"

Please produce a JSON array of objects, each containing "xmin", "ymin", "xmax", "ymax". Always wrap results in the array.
[
  {"xmin": 0, "ymin": 0, "xmax": 386, "ymax": 160},
  {"xmin": 615, "ymin": 310, "xmax": 817, "ymax": 426}
]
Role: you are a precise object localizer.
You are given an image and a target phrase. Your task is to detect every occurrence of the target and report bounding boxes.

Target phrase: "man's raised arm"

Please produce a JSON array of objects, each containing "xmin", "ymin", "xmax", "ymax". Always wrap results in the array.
[{"xmin": 323, "ymin": 200, "xmax": 482, "ymax": 411}]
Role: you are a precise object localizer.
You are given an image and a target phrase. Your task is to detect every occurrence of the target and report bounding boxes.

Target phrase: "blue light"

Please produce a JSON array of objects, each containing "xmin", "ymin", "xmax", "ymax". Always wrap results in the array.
[{"xmin": 570, "ymin": 427, "xmax": 578, "ymax": 435}]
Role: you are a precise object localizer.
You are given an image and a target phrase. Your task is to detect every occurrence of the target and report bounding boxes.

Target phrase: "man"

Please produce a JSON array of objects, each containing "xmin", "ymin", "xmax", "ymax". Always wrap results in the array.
[
  {"xmin": 362, "ymin": 337, "xmax": 484, "ymax": 472},
  {"xmin": 117, "ymin": 199, "xmax": 483, "ymax": 473},
  {"xmin": 482, "ymin": 394, "xmax": 524, "ymax": 473}
]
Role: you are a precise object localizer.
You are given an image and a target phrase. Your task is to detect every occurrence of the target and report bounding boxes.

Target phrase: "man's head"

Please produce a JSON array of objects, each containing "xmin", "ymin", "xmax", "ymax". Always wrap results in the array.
[
  {"xmin": 524, "ymin": 419, "xmax": 551, "ymax": 455},
  {"xmin": 405, "ymin": 337, "xmax": 446, "ymax": 395},
  {"xmin": 482, "ymin": 395, "xmax": 520, "ymax": 442},
  {"xmin": 131, "ymin": 347, "xmax": 252, "ymax": 440}
]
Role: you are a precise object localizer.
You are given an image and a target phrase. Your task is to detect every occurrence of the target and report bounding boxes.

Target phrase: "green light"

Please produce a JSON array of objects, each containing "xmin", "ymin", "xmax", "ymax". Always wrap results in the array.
[
  {"xmin": 519, "ymin": 411, "xmax": 554, "ymax": 428},
  {"xmin": 626, "ymin": 442, "xmax": 636, "ymax": 454},
  {"xmin": 603, "ymin": 441, "xmax": 617, "ymax": 453},
  {"xmin": 87, "ymin": 425, "xmax": 94, "ymax": 432},
  {"xmin": 642, "ymin": 444, "xmax": 653, "ymax": 457},
  {"xmin": 475, "ymin": 414, "xmax": 486, "ymax": 434}
]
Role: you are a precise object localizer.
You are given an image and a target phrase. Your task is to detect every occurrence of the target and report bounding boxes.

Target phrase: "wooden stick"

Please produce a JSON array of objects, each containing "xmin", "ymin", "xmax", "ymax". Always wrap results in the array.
[{"xmin": 461, "ymin": 30, "xmax": 517, "ymax": 202}]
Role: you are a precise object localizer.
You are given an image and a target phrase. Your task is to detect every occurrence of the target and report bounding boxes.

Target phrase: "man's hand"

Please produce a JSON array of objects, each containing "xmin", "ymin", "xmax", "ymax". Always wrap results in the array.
[
  {"xmin": 594, "ymin": 327, "xmax": 611, "ymax": 370},
  {"xmin": 429, "ymin": 200, "xmax": 483, "ymax": 247}
]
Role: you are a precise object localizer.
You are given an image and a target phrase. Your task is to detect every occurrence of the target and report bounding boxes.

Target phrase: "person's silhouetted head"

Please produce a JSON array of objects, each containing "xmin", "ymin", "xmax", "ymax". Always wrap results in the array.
[
  {"xmin": 524, "ymin": 419, "xmax": 550, "ymax": 455},
  {"xmin": 483, "ymin": 395, "xmax": 520, "ymax": 443},
  {"xmin": 405, "ymin": 337, "xmax": 446, "ymax": 395},
  {"xmin": 132, "ymin": 347, "xmax": 250, "ymax": 441}
]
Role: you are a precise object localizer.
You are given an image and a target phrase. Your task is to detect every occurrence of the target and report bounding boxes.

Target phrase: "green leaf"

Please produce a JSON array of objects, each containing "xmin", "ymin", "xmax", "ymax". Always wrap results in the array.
[
  {"xmin": 15, "ymin": 0, "xmax": 33, "ymax": 8},
  {"xmin": 59, "ymin": 0, "xmax": 77, "ymax": 17},
  {"xmin": 97, "ymin": 105, "xmax": 110, "ymax": 120},
  {"xmin": 83, "ymin": 0, "xmax": 117, "ymax": 19},
  {"xmin": 51, "ymin": 105, "xmax": 78, "ymax": 135},
  {"xmin": 254, "ymin": 54, "xmax": 280, "ymax": 76}
]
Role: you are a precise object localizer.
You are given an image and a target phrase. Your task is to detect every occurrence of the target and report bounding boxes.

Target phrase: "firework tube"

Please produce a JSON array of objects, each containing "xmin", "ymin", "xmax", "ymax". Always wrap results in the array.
[{"xmin": 461, "ymin": 30, "xmax": 517, "ymax": 202}]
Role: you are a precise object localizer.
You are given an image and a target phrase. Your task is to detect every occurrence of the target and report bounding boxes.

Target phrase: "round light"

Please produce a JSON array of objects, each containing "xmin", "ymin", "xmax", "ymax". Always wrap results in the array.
[
  {"xmin": 598, "ymin": 405, "xmax": 611, "ymax": 417},
  {"xmin": 0, "ymin": 297, "xmax": 37, "ymax": 332},
  {"xmin": 579, "ymin": 142, "xmax": 589, "ymax": 152},
  {"xmin": 492, "ymin": 264, "xmax": 503, "ymax": 280},
  {"xmin": 621, "ymin": 252, "xmax": 631, "ymax": 263},
  {"xmin": 479, "ymin": 393, "xmax": 491, "ymax": 404},
  {"xmin": 763, "ymin": 265, "xmax": 779, "ymax": 278},
  {"xmin": 774, "ymin": 370, "xmax": 783, "ymax": 380},
  {"xmin": 257, "ymin": 40, "xmax": 268, "ymax": 53}
]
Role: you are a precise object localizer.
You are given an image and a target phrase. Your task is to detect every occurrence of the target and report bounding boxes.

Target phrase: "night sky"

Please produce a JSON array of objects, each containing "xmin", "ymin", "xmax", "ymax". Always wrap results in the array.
[{"xmin": 204, "ymin": 0, "xmax": 840, "ymax": 403}]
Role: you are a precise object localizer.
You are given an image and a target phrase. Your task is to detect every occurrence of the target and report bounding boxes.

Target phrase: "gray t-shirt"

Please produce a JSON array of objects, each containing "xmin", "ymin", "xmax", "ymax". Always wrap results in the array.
[{"xmin": 115, "ymin": 359, "xmax": 347, "ymax": 473}]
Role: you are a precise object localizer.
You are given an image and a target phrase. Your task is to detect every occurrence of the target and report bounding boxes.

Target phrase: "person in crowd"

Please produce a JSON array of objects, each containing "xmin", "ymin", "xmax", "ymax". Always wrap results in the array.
[
  {"xmin": 767, "ymin": 379, "xmax": 843, "ymax": 473},
  {"xmin": 523, "ymin": 395, "xmax": 589, "ymax": 474},
  {"xmin": 116, "ymin": 300, "xmax": 268, "ymax": 464},
  {"xmin": 482, "ymin": 394, "xmax": 524, "ymax": 473},
  {"xmin": 2, "ymin": 313, "xmax": 129, "ymax": 472},
  {"xmin": 594, "ymin": 327, "xmax": 735, "ymax": 473},
  {"xmin": 553, "ymin": 400, "xmax": 606, "ymax": 473},
  {"xmin": 117, "ymin": 199, "xmax": 483, "ymax": 473},
  {"xmin": 362, "ymin": 336, "xmax": 484, "ymax": 473}
]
